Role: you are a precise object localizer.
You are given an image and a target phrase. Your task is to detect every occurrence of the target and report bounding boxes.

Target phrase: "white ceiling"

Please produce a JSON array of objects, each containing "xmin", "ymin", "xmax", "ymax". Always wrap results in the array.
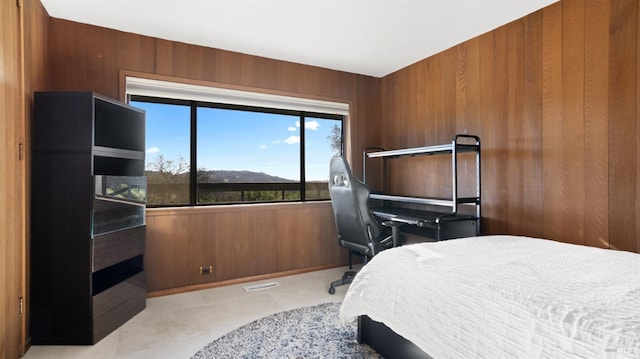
[{"xmin": 40, "ymin": 0, "xmax": 558, "ymax": 78}]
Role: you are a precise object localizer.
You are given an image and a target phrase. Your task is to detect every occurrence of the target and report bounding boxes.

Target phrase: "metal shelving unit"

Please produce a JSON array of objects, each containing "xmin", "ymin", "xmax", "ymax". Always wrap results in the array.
[{"xmin": 363, "ymin": 134, "xmax": 481, "ymax": 240}]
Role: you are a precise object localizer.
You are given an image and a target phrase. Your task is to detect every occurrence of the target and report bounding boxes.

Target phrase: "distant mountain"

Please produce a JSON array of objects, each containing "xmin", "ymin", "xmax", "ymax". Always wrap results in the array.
[
  {"xmin": 199, "ymin": 170, "xmax": 295, "ymax": 183},
  {"xmin": 144, "ymin": 169, "xmax": 295, "ymax": 183}
]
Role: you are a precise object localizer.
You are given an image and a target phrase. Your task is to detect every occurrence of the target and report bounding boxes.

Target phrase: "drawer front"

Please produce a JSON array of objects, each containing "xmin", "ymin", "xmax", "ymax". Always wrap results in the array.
[
  {"xmin": 93, "ymin": 225, "xmax": 145, "ymax": 272},
  {"xmin": 93, "ymin": 289, "xmax": 146, "ymax": 343},
  {"xmin": 93, "ymin": 272, "xmax": 146, "ymax": 343},
  {"xmin": 93, "ymin": 272, "xmax": 145, "ymax": 320},
  {"xmin": 439, "ymin": 219, "xmax": 478, "ymax": 240}
]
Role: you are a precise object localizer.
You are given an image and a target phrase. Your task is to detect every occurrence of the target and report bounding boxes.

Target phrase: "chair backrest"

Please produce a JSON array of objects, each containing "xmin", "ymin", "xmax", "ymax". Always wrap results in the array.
[{"xmin": 328, "ymin": 156, "xmax": 384, "ymax": 256}]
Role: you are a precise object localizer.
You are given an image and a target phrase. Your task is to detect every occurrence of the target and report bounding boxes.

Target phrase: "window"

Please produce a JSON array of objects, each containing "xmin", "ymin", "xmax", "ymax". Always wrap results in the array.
[
  {"xmin": 130, "ymin": 97, "xmax": 343, "ymax": 207},
  {"xmin": 134, "ymin": 99, "xmax": 191, "ymax": 205},
  {"xmin": 305, "ymin": 116, "xmax": 344, "ymax": 200}
]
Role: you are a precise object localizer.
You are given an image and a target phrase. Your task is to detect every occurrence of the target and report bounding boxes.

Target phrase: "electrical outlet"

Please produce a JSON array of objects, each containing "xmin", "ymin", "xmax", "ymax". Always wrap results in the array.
[{"xmin": 199, "ymin": 265, "xmax": 213, "ymax": 275}]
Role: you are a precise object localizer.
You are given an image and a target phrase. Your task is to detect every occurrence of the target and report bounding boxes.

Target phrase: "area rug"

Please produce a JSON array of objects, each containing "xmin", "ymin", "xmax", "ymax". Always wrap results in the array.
[{"xmin": 191, "ymin": 302, "xmax": 382, "ymax": 358}]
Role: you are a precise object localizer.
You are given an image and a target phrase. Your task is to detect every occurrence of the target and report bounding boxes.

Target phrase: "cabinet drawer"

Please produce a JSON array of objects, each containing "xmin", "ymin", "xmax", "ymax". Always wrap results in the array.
[
  {"xmin": 93, "ymin": 271, "xmax": 145, "ymax": 320},
  {"xmin": 93, "ymin": 284, "xmax": 146, "ymax": 343},
  {"xmin": 93, "ymin": 225, "xmax": 145, "ymax": 272}
]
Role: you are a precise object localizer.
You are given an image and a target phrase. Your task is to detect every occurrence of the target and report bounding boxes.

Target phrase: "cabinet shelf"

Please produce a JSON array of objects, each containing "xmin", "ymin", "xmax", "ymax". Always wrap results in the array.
[
  {"xmin": 365, "ymin": 143, "xmax": 479, "ymax": 158},
  {"xmin": 93, "ymin": 146, "xmax": 145, "ymax": 160},
  {"xmin": 369, "ymin": 193, "xmax": 480, "ymax": 207}
]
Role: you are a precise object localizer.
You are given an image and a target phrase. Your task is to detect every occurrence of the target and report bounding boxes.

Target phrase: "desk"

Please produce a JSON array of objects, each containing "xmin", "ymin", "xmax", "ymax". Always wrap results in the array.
[
  {"xmin": 371, "ymin": 206, "xmax": 478, "ymax": 241},
  {"xmin": 364, "ymin": 135, "xmax": 481, "ymax": 241}
]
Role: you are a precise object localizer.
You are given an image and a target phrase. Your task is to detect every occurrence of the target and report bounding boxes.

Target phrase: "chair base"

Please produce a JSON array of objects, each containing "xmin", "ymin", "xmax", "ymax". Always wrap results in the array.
[{"xmin": 328, "ymin": 270, "xmax": 356, "ymax": 294}]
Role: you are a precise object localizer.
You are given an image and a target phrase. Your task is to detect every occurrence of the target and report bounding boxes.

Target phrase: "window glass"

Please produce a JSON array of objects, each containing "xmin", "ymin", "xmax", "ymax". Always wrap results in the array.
[
  {"xmin": 196, "ymin": 107, "xmax": 301, "ymax": 203},
  {"xmin": 130, "ymin": 101, "xmax": 191, "ymax": 206},
  {"xmin": 304, "ymin": 117, "xmax": 342, "ymax": 200},
  {"xmin": 131, "ymin": 96, "xmax": 343, "ymax": 206}
]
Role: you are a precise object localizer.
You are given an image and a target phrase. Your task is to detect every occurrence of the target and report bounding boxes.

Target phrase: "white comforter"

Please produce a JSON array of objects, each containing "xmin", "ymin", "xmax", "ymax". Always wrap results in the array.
[{"xmin": 340, "ymin": 235, "xmax": 640, "ymax": 359}]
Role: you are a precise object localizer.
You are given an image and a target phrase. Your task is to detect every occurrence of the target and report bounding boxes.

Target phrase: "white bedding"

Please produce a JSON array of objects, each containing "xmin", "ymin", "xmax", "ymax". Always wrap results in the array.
[{"xmin": 339, "ymin": 235, "xmax": 640, "ymax": 359}]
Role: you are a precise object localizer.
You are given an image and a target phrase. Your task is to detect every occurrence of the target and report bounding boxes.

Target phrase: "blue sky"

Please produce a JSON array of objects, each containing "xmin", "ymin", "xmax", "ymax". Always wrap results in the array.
[{"xmin": 132, "ymin": 101, "xmax": 341, "ymax": 181}]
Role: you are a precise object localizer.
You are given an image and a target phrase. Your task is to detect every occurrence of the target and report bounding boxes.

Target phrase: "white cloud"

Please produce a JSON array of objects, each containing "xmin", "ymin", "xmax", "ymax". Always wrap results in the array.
[
  {"xmin": 305, "ymin": 120, "xmax": 320, "ymax": 130},
  {"xmin": 259, "ymin": 144, "xmax": 267, "ymax": 149},
  {"xmin": 284, "ymin": 135, "xmax": 300, "ymax": 144},
  {"xmin": 288, "ymin": 126, "xmax": 296, "ymax": 132},
  {"xmin": 146, "ymin": 146, "xmax": 160, "ymax": 154}
]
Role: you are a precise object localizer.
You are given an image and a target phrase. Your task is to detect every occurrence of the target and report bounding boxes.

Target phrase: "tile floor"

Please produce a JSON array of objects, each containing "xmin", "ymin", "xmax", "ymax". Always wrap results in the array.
[{"xmin": 23, "ymin": 266, "xmax": 353, "ymax": 359}]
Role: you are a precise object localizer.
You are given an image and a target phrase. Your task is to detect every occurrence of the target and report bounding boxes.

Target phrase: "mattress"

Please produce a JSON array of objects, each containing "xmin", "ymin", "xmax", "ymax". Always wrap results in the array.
[{"xmin": 339, "ymin": 235, "xmax": 640, "ymax": 359}]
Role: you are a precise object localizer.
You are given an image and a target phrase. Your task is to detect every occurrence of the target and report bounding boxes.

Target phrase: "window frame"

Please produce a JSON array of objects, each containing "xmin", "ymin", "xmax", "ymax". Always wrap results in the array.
[{"xmin": 130, "ymin": 94, "xmax": 344, "ymax": 208}]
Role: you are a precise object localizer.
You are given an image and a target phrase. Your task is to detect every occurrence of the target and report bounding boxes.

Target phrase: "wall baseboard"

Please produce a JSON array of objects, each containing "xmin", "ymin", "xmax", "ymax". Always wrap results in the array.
[{"xmin": 146, "ymin": 263, "xmax": 346, "ymax": 298}]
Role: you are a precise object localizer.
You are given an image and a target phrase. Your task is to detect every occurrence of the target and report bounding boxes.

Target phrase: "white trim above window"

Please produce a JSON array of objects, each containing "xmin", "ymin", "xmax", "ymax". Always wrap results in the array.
[{"xmin": 125, "ymin": 76, "xmax": 350, "ymax": 115}]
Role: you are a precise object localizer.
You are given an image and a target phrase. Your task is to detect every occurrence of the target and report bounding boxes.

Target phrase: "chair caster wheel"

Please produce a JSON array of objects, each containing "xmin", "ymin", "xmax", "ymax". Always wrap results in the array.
[{"xmin": 328, "ymin": 287, "xmax": 336, "ymax": 295}]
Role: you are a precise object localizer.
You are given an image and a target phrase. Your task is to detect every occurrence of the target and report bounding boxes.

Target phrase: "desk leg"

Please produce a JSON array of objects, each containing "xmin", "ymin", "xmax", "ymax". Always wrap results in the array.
[{"xmin": 392, "ymin": 225, "xmax": 400, "ymax": 247}]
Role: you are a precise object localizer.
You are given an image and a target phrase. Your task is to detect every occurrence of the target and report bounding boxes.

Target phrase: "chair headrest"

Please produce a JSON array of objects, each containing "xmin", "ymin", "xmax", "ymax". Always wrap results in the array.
[{"xmin": 331, "ymin": 172, "xmax": 349, "ymax": 188}]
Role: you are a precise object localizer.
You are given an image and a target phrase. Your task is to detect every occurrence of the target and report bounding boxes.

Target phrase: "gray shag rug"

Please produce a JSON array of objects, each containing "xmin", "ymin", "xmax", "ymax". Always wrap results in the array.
[{"xmin": 191, "ymin": 302, "xmax": 382, "ymax": 359}]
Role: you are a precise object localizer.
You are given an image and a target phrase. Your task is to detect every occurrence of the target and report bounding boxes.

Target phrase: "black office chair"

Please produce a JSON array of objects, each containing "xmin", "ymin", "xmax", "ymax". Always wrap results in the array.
[{"xmin": 327, "ymin": 155, "xmax": 403, "ymax": 294}]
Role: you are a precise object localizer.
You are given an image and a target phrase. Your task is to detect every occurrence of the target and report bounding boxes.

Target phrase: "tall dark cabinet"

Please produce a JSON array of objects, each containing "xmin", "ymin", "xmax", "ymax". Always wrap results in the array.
[{"xmin": 31, "ymin": 92, "xmax": 147, "ymax": 344}]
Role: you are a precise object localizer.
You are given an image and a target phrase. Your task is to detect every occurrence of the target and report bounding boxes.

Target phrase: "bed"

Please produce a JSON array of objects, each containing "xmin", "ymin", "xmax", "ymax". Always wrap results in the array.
[{"xmin": 339, "ymin": 235, "xmax": 640, "ymax": 359}]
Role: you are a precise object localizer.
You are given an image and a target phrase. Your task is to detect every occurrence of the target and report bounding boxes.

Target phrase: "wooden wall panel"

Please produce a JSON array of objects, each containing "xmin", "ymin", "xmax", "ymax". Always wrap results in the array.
[
  {"xmin": 505, "ymin": 21, "xmax": 527, "ymax": 237},
  {"xmin": 144, "ymin": 213, "xmax": 190, "ymax": 291},
  {"xmin": 350, "ymin": 75, "xmax": 382, "ymax": 181},
  {"xmin": 414, "ymin": 60, "xmax": 432, "ymax": 197},
  {"xmin": 3, "ymin": 0, "xmax": 49, "ymax": 356},
  {"xmin": 487, "ymin": 25, "xmax": 510, "ymax": 235},
  {"xmin": 522, "ymin": 11, "xmax": 544, "ymax": 238},
  {"xmin": 253, "ymin": 209, "xmax": 279, "ymax": 275},
  {"xmin": 187, "ymin": 212, "xmax": 218, "ymax": 284},
  {"xmin": 276, "ymin": 206, "xmax": 311, "ymax": 271},
  {"xmin": 584, "ymin": 0, "xmax": 610, "ymax": 248},
  {"xmin": 23, "ymin": 0, "xmax": 49, "ymax": 355},
  {"xmin": 214, "ymin": 211, "xmax": 251, "ymax": 281},
  {"xmin": 378, "ymin": 0, "xmax": 640, "ymax": 252},
  {"xmin": 495, "ymin": 21, "xmax": 525, "ymax": 236},
  {"xmin": 477, "ymin": 31, "xmax": 499, "ymax": 234},
  {"xmin": 637, "ymin": 1, "xmax": 640, "ymax": 253},
  {"xmin": 145, "ymin": 203, "xmax": 339, "ymax": 292},
  {"xmin": 541, "ymin": 2, "xmax": 567, "ymax": 242},
  {"xmin": 455, "ymin": 38, "xmax": 482, "ymax": 135},
  {"xmin": 609, "ymin": 0, "xmax": 638, "ymax": 252},
  {"xmin": 118, "ymin": 32, "xmax": 156, "ymax": 75},
  {"xmin": 561, "ymin": 0, "xmax": 586, "ymax": 245},
  {"xmin": 48, "ymin": 19, "xmax": 361, "ymax": 104},
  {"xmin": 1, "ymin": 1, "xmax": 24, "ymax": 357}
]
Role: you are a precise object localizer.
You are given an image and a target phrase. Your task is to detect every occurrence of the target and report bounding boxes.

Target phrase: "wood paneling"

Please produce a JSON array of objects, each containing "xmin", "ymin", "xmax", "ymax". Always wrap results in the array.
[
  {"xmin": 253, "ymin": 209, "xmax": 279, "ymax": 275},
  {"xmin": 379, "ymin": 0, "xmax": 640, "ymax": 252},
  {"xmin": 561, "ymin": 0, "xmax": 586, "ymax": 245},
  {"xmin": 541, "ymin": 2, "xmax": 566, "ymax": 242},
  {"xmin": 4, "ymin": 0, "xmax": 49, "ymax": 355},
  {"xmin": 144, "ymin": 213, "xmax": 190, "ymax": 291},
  {"xmin": 145, "ymin": 203, "xmax": 339, "ymax": 292},
  {"xmin": 1, "ymin": 0, "xmax": 24, "ymax": 357},
  {"xmin": 351, "ymin": 75, "xmax": 382, "ymax": 181},
  {"xmin": 609, "ymin": 0, "xmax": 638, "ymax": 252},
  {"xmin": 47, "ymin": 19, "xmax": 361, "ymax": 104},
  {"xmin": 477, "ymin": 31, "xmax": 499, "ymax": 233},
  {"xmin": 22, "ymin": 0, "xmax": 49, "ymax": 355},
  {"xmin": 522, "ymin": 11, "xmax": 544, "ymax": 238},
  {"xmin": 584, "ymin": 0, "xmax": 610, "ymax": 248}
]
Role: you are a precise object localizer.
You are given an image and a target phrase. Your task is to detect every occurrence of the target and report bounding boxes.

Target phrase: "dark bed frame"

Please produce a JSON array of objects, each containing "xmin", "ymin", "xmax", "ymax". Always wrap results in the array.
[{"xmin": 358, "ymin": 315, "xmax": 434, "ymax": 359}]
